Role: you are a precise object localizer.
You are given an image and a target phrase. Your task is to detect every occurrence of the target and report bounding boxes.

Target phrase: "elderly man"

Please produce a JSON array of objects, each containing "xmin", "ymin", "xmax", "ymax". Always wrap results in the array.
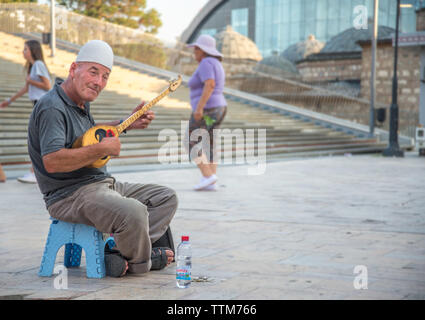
[{"xmin": 28, "ymin": 40, "xmax": 177, "ymax": 277}]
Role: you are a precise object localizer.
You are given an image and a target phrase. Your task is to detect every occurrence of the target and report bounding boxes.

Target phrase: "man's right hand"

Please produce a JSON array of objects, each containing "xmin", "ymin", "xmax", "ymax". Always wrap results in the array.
[{"xmin": 100, "ymin": 136, "xmax": 121, "ymax": 157}]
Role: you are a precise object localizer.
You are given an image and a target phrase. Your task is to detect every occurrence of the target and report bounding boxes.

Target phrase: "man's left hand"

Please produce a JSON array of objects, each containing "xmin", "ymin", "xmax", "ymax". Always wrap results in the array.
[{"xmin": 127, "ymin": 102, "xmax": 155, "ymax": 130}]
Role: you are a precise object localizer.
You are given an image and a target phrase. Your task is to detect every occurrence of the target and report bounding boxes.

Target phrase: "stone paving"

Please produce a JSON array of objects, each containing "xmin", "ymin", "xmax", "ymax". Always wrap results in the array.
[{"xmin": 0, "ymin": 153, "xmax": 424, "ymax": 300}]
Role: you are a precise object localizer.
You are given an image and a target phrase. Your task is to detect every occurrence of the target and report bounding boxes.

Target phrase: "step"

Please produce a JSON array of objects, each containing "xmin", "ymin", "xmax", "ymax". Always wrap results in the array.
[
  {"xmin": 0, "ymin": 140, "xmax": 385, "ymax": 165},
  {"xmin": 104, "ymin": 146, "xmax": 389, "ymax": 166},
  {"xmin": 0, "ymin": 138, "xmax": 374, "ymax": 156},
  {"xmin": 0, "ymin": 132, "xmax": 354, "ymax": 147}
]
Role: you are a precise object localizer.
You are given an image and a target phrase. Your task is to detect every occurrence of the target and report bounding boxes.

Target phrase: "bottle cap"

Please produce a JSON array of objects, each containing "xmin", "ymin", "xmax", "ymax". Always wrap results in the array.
[{"xmin": 182, "ymin": 236, "xmax": 189, "ymax": 242}]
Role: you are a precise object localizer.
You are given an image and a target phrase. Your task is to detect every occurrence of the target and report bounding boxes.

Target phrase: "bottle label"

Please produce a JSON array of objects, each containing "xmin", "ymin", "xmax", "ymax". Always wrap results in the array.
[{"xmin": 176, "ymin": 267, "xmax": 191, "ymax": 281}]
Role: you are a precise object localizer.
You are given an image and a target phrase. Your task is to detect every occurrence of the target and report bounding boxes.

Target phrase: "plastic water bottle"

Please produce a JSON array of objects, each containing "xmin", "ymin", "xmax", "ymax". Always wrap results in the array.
[{"xmin": 176, "ymin": 235, "xmax": 192, "ymax": 288}]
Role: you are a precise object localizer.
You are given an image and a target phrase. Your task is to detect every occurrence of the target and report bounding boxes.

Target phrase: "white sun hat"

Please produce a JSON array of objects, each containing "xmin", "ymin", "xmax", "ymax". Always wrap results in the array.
[
  {"xmin": 187, "ymin": 34, "xmax": 223, "ymax": 58},
  {"xmin": 76, "ymin": 40, "xmax": 114, "ymax": 70}
]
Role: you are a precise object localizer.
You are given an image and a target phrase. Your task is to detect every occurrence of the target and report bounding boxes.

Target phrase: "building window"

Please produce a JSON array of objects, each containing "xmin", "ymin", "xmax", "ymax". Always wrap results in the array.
[{"xmin": 232, "ymin": 8, "xmax": 249, "ymax": 37}]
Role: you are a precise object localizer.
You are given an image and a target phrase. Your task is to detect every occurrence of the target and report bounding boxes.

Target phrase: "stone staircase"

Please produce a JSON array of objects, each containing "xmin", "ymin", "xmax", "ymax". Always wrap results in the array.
[{"xmin": 0, "ymin": 32, "xmax": 398, "ymax": 178}]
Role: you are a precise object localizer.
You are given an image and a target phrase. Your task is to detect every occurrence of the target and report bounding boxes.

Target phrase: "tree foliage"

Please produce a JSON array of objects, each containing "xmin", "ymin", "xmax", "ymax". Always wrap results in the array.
[
  {"xmin": 58, "ymin": 0, "xmax": 162, "ymax": 34},
  {"xmin": 0, "ymin": 0, "xmax": 37, "ymax": 3}
]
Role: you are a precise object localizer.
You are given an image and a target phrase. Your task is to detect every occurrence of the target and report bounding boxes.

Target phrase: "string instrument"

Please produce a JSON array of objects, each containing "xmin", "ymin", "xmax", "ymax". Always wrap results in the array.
[{"xmin": 72, "ymin": 75, "xmax": 182, "ymax": 168}]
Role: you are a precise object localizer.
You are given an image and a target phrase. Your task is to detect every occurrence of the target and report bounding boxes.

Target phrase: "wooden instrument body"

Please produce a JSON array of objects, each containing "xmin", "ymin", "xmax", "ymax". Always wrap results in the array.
[{"xmin": 72, "ymin": 125, "xmax": 119, "ymax": 168}]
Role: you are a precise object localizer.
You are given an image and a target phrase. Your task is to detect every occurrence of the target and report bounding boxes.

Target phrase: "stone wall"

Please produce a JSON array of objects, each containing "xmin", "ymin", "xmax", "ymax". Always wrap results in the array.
[
  {"xmin": 239, "ymin": 75, "xmax": 311, "ymax": 94},
  {"xmin": 166, "ymin": 45, "xmax": 198, "ymax": 76},
  {"xmin": 222, "ymin": 59, "xmax": 257, "ymax": 78},
  {"xmin": 0, "ymin": 3, "xmax": 160, "ymax": 46},
  {"xmin": 297, "ymin": 58, "xmax": 362, "ymax": 84},
  {"xmin": 167, "ymin": 46, "xmax": 257, "ymax": 79},
  {"xmin": 360, "ymin": 41, "xmax": 420, "ymax": 136}
]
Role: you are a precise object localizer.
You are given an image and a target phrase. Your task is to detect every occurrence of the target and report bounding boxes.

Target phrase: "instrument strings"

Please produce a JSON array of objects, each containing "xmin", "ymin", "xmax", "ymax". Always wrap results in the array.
[{"xmin": 117, "ymin": 88, "xmax": 170, "ymax": 134}]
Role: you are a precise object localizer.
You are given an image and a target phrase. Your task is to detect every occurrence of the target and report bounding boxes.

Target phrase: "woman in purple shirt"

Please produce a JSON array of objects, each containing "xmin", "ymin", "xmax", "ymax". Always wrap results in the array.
[{"xmin": 187, "ymin": 35, "xmax": 227, "ymax": 191}]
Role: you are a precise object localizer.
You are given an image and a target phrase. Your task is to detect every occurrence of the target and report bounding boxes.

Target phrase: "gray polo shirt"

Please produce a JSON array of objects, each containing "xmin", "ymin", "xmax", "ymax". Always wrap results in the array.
[{"xmin": 28, "ymin": 78, "xmax": 110, "ymax": 208}]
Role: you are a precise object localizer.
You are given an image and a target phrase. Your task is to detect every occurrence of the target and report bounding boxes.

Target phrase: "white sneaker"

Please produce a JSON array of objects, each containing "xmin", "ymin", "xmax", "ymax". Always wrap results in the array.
[
  {"xmin": 17, "ymin": 172, "xmax": 37, "ymax": 184},
  {"xmin": 193, "ymin": 174, "xmax": 217, "ymax": 191},
  {"xmin": 204, "ymin": 183, "xmax": 218, "ymax": 191}
]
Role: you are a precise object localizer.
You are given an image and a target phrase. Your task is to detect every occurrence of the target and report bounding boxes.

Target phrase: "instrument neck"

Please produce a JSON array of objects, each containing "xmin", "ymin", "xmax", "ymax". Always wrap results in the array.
[{"xmin": 116, "ymin": 88, "xmax": 170, "ymax": 135}]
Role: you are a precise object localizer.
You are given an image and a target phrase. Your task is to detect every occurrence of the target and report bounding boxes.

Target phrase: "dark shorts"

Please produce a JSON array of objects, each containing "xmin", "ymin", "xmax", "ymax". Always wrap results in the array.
[{"xmin": 187, "ymin": 106, "xmax": 227, "ymax": 162}]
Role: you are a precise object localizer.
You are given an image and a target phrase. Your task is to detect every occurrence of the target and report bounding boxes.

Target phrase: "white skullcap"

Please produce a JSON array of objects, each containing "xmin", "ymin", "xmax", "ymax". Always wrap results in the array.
[{"xmin": 76, "ymin": 40, "xmax": 114, "ymax": 70}]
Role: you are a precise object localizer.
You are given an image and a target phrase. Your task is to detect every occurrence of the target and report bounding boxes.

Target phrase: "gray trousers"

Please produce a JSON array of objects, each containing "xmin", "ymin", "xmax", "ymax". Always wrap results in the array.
[{"xmin": 47, "ymin": 177, "xmax": 178, "ymax": 274}]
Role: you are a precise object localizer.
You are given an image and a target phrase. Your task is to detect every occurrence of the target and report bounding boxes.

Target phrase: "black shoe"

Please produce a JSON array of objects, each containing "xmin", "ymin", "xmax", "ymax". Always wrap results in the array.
[{"xmin": 104, "ymin": 252, "xmax": 127, "ymax": 277}]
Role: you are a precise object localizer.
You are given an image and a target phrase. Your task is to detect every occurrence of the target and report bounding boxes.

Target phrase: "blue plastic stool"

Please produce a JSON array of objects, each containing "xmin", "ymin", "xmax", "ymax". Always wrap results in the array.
[
  {"xmin": 38, "ymin": 219, "xmax": 106, "ymax": 278},
  {"xmin": 105, "ymin": 236, "xmax": 116, "ymax": 250}
]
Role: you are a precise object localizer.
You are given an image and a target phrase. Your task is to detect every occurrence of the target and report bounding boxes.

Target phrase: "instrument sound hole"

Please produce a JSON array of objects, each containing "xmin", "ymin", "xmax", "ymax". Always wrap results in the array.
[
  {"xmin": 95, "ymin": 129, "xmax": 107, "ymax": 142},
  {"xmin": 94, "ymin": 129, "xmax": 110, "ymax": 160}
]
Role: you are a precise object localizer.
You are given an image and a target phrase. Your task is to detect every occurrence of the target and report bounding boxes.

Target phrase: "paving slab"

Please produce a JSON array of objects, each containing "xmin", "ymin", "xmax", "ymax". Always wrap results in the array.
[{"xmin": 0, "ymin": 153, "xmax": 424, "ymax": 300}]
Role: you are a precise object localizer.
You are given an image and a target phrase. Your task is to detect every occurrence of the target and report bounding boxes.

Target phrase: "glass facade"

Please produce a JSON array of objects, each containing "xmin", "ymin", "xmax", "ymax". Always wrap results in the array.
[
  {"xmin": 188, "ymin": 0, "xmax": 257, "ymax": 43},
  {"xmin": 255, "ymin": 0, "xmax": 418, "ymax": 57},
  {"xmin": 190, "ymin": 0, "xmax": 420, "ymax": 57},
  {"xmin": 232, "ymin": 8, "xmax": 249, "ymax": 37}
]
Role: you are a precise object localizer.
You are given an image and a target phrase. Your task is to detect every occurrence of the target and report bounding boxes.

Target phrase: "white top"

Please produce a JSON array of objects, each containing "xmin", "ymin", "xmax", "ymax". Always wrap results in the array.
[{"xmin": 28, "ymin": 60, "xmax": 51, "ymax": 101}]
